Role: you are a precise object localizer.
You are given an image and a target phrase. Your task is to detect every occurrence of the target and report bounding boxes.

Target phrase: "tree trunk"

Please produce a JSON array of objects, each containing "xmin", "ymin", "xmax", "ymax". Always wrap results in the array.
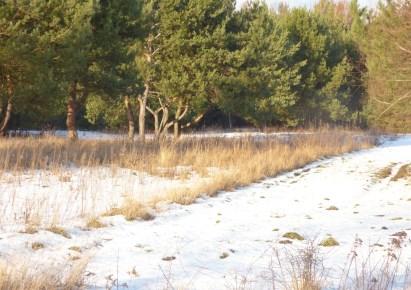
[
  {"xmin": 138, "ymin": 84, "xmax": 149, "ymax": 141},
  {"xmin": 153, "ymin": 111, "xmax": 160, "ymax": 138},
  {"xmin": 124, "ymin": 95, "xmax": 135, "ymax": 141},
  {"xmin": 66, "ymin": 81, "xmax": 78, "ymax": 141},
  {"xmin": 174, "ymin": 121, "xmax": 180, "ymax": 139},
  {"xmin": 0, "ymin": 97, "xmax": 13, "ymax": 135},
  {"xmin": 0, "ymin": 76, "xmax": 14, "ymax": 135}
]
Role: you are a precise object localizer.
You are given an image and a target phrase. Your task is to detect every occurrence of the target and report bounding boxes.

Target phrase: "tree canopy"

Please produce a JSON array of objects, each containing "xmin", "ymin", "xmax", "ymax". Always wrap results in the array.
[{"xmin": 0, "ymin": 0, "xmax": 409, "ymax": 137}]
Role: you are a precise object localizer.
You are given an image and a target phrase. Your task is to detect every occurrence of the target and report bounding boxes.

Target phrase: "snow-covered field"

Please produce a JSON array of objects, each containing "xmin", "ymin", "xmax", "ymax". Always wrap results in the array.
[{"xmin": 0, "ymin": 134, "xmax": 410, "ymax": 289}]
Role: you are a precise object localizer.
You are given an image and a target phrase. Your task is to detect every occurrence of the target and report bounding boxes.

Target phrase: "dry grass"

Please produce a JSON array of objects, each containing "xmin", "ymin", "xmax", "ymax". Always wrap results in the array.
[
  {"xmin": 0, "ymin": 130, "xmax": 374, "ymax": 174},
  {"xmin": 0, "ymin": 129, "xmax": 376, "ymax": 222},
  {"xmin": 391, "ymin": 164, "xmax": 411, "ymax": 181},
  {"xmin": 86, "ymin": 217, "xmax": 107, "ymax": 229},
  {"xmin": 374, "ymin": 167, "xmax": 393, "ymax": 179},
  {"xmin": 319, "ymin": 236, "xmax": 339, "ymax": 247},
  {"xmin": 338, "ymin": 237, "xmax": 411, "ymax": 290},
  {"xmin": 0, "ymin": 257, "xmax": 88, "ymax": 290},
  {"xmin": 155, "ymin": 130, "xmax": 375, "ymax": 207},
  {"xmin": 46, "ymin": 226, "xmax": 70, "ymax": 239},
  {"xmin": 104, "ymin": 198, "xmax": 155, "ymax": 221},
  {"xmin": 270, "ymin": 237, "xmax": 329, "ymax": 290}
]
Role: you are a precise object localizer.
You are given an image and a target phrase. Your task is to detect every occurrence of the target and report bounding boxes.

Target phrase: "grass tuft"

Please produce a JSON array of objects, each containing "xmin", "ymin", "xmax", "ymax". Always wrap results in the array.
[
  {"xmin": 319, "ymin": 237, "xmax": 340, "ymax": 247},
  {"xmin": 105, "ymin": 198, "xmax": 154, "ymax": 221},
  {"xmin": 283, "ymin": 232, "xmax": 305, "ymax": 241},
  {"xmin": 391, "ymin": 164, "xmax": 411, "ymax": 181},
  {"xmin": 46, "ymin": 226, "xmax": 70, "ymax": 239},
  {"xmin": 326, "ymin": 206, "xmax": 339, "ymax": 211},
  {"xmin": 69, "ymin": 246, "xmax": 81, "ymax": 252},
  {"xmin": 374, "ymin": 167, "xmax": 393, "ymax": 179},
  {"xmin": 31, "ymin": 242, "xmax": 44, "ymax": 250},
  {"xmin": 220, "ymin": 252, "xmax": 229, "ymax": 259},
  {"xmin": 86, "ymin": 218, "xmax": 107, "ymax": 229}
]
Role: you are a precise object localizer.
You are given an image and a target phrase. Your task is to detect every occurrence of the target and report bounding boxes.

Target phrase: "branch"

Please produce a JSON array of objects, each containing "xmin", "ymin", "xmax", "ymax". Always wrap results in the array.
[
  {"xmin": 181, "ymin": 104, "xmax": 212, "ymax": 129},
  {"xmin": 393, "ymin": 41, "xmax": 411, "ymax": 55},
  {"xmin": 379, "ymin": 92, "xmax": 411, "ymax": 116},
  {"xmin": 371, "ymin": 97, "xmax": 390, "ymax": 105},
  {"xmin": 175, "ymin": 101, "xmax": 189, "ymax": 122}
]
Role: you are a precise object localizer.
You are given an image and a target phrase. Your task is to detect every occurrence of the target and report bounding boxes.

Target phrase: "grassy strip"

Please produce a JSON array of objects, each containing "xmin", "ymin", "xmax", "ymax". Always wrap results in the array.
[{"xmin": 109, "ymin": 129, "xmax": 377, "ymax": 218}]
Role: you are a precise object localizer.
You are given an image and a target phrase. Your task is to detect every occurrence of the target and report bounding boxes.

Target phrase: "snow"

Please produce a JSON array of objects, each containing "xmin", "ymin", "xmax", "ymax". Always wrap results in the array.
[{"xmin": 0, "ymin": 134, "xmax": 410, "ymax": 289}]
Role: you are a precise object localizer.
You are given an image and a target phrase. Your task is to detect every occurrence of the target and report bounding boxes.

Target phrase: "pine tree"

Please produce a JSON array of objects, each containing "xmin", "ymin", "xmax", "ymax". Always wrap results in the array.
[
  {"xmin": 140, "ymin": 0, "xmax": 235, "ymax": 139},
  {"xmin": 218, "ymin": 0, "xmax": 302, "ymax": 127},
  {"xmin": 364, "ymin": 0, "xmax": 411, "ymax": 132}
]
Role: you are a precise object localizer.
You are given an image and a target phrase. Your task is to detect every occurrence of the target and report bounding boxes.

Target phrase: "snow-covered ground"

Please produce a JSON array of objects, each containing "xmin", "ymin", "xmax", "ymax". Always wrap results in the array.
[
  {"xmin": 0, "ymin": 135, "xmax": 410, "ymax": 289},
  {"xmin": 22, "ymin": 129, "xmax": 305, "ymax": 140}
]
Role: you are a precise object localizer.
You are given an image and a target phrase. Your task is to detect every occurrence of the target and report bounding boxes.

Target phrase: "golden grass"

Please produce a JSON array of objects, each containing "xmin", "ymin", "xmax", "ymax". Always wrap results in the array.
[
  {"xmin": 104, "ymin": 198, "xmax": 155, "ymax": 221},
  {"xmin": 0, "ymin": 257, "xmax": 88, "ymax": 290},
  {"xmin": 46, "ymin": 226, "xmax": 70, "ymax": 239},
  {"xmin": 157, "ymin": 130, "xmax": 376, "ymax": 207},
  {"xmin": 86, "ymin": 218, "xmax": 107, "ymax": 229},
  {"xmin": 391, "ymin": 164, "xmax": 411, "ymax": 181},
  {"xmin": 0, "ymin": 129, "xmax": 376, "ymax": 222}
]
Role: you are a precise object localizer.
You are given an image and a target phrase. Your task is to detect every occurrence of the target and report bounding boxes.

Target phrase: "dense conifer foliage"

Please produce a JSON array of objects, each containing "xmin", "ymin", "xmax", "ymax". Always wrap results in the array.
[{"xmin": 0, "ymin": 0, "xmax": 409, "ymax": 136}]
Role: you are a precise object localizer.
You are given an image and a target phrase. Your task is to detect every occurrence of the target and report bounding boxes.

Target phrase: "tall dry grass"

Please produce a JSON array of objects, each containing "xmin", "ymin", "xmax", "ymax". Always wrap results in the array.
[
  {"xmin": 0, "ymin": 130, "xmax": 377, "ymax": 220},
  {"xmin": 0, "ymin": 256, "xmax": 88, "ymax": 290},
  {"xmin": 0, "ymin": 130, "xmax": 375, "ymax": 173},
  {"xmin": 161, "ymin": 130, "xmax": 376, "ymax": 205}
]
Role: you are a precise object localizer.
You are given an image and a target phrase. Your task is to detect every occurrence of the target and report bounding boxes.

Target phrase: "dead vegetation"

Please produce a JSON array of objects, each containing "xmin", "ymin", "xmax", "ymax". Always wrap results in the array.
[
  {"xmin": 0, "ymin": 129, "xmax": 376, "ymax": 227},
  {"xmin": 104, "ymin": 198, "xmax": 155, "ymax": 221},
  {"xmin": 0, "ymin": 257, "xmax": 88, "ymax": 290},
  {"xmin": 391, "ymin": 164, "xmax": 411, "ymax": 181}
]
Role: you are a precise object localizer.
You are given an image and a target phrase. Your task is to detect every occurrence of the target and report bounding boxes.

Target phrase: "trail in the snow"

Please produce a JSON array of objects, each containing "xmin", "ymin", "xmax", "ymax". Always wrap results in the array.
[{"xmin": 81, "ymin": 135, "xmax": 411, "ymax": 289}]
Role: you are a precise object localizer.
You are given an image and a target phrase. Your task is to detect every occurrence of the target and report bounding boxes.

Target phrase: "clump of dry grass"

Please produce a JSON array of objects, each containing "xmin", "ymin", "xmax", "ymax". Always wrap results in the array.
[
  {"xmin": 86, "ymin": 218, "xmax": 107, "ymax": 229},
  {"xmin": 319, "ymin": 236, "xmax": 339, "ymax": 247},
  {"xmin": 46, "ymin": 226, "xmax": 70, "ymax": 239},
  {"xmin": 105, "ymin": 198, "xmax": 154, "ymax": 221},
  {"xmin": 0, "ymin": 257, "xmax": 88, "ymax": 290},
  {"xmin": 283, "ymin": 232, "xmax": 305, "ymax": 241},
  {"xmin": 31, "ymin": 242, "xmax": 44, "ymax": 251},
  {"xmin": 270, "ymin": 238, "xmax": 329, "ymax": 290},
  {"xmin": 326, "ymin": 206, "xmax": 339, "ymax": 211},
  {"xmin": 391, "ymin": 164, "xmax": 411, "ymax": 181},
  {"xmin": 374, "ymin": 167, "xmax": 393, "ymax": 179}
]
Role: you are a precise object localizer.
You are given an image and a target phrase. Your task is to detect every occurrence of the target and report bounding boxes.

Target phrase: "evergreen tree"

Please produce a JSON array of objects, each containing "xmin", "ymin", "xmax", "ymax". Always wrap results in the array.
[
  {"xmin": 280, "ymin": 6, "xmax": 363, "ymax": 127},
  {"xmin": 218, "ymin": 0, "xmax": 302, "ymax": 127},
  {"xmin": 139, "ymin": 0, "xmax": 235, "ymax": 139},
  {"xmin": 364, "ymin": 0, "xmax": 411, "ymax": 132},
  {"xmin": 0, "ymin": 0, "xmax": 67, "ymax": 134}
]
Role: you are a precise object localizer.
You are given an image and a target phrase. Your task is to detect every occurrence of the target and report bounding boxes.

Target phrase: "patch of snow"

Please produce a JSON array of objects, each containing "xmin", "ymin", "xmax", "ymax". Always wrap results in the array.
[{"xmin": 0, "ymin": 134, "xmax": 410, "ymax": 289}]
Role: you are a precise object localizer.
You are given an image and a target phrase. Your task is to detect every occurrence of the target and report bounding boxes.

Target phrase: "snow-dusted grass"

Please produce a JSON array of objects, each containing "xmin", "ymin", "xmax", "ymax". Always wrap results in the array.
[
  {"xmin": 0, "ymin": 256, "xmax": 88, "ymax": 290},
  {"xmin": 1, "ymin": 130, "xmax": 411, "ymax": 289}
]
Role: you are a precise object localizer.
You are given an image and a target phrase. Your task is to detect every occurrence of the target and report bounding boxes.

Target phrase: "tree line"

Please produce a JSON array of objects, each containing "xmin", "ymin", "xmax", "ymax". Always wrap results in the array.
[{"xmin": 0, "ymin": 0, "xmax": 410, "ymax": 140}]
